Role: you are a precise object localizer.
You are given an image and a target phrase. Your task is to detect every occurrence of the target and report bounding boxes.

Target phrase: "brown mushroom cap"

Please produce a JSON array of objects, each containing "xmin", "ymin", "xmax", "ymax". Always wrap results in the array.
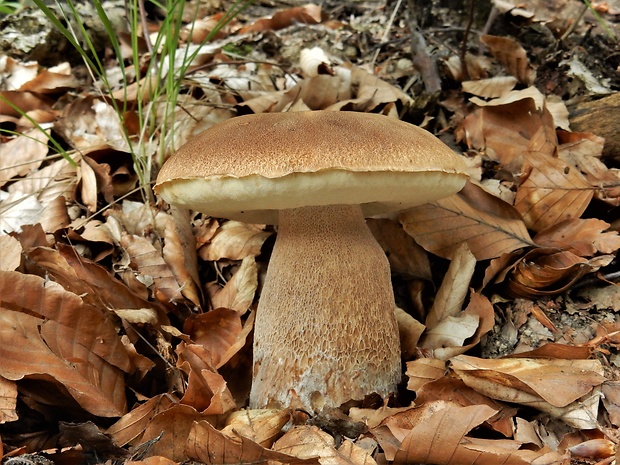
[{"xmin": 155, "ymin": 111, "xmax": 468, "ymax": 223}]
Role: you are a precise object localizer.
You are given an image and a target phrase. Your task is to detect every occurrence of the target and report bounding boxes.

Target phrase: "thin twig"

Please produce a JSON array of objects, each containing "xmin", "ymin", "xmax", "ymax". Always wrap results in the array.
[
  {"xmin": 370, "ymin": 0, "xmax": 404, "ymax": 70},
  {"xmin": 460, "ymin": 0, "xmax": 475, "ymax": 81},
  {"xmin": 406, "ymin": 0, "xmax": 441, "ymax": 93}
]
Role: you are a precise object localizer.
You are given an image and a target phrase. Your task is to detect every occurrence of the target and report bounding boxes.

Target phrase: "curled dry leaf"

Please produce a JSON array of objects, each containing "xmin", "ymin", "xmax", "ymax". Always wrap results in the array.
[
  {"xmin": 0, "ymin": 235, "xmax": 22, "ymax": 271},
  {"xmin": 462, "ymin": 87, "xmax": 557, "ymax": 172},
  {"xmin": 503, "ymin": 248, "xmax": 592, "ymax": 298},
  {"xmin": 450, "ymin": 355, "xmax": 606, "ymax": 410},
  {"xmin": 299, "ymin": 47, "xmax": 332, "ymax": 78},
  {"xmin": 462, "ymin": 76, "xmax": 518, "ymax": 98},
  {"xmin": 26, "ymin": 244, "xmax": 169, "ymax": 324},
  {"xmin": 533, "ymin": 218, "xmax": 620, "ymax": 256},
  {"xmin": 515, "ymin": 152, "xmax": 594, "ymax": 232},
  {"xmin": 392, "ymin": 403, "xmax": 537, "ymax": 465},
  {"xmin": 221, "ymin": 409, "xmax": 290, "ymax": 448},
  {"xmin": 121, "ymin": 233, "xmax": 185, "ymax": 305},
  {"xmin": 183, "ymin": 308, "xmax": 243, "ymax": 369},
  {"xmin": 239, "ymin": 4, "xmax": 323, "ymax": 34},
  {"xmin": 180, "ymin": 367, "xmax": 237, "ymax": 414},
  {"xmin": 400, "ymin": 181, "xmax": 534, "ymax": 260},
  {"xmin": 0, "ymin": 128, "xmax": 50, "ymax": 188},
  {"xmin": 480, "ymin": 34, "xmax": 536, "ymax": 85},
  {"xmin": 273, "ymin": 425, "xmax": 376, "ymax": 465},
  {"xmin": 198, "ymin": 221, "xmax": 272, "ymax": 261},
  {"xmin": 569, "ymin": 438, "xmax": 616, "ymax": 460},
  {"xmin": 395, "ymin": 306, "xmax": 426, "ymax": 360},
  {"xmin": 0, "ymin": 375, "xmax": 18, "ymax": 423},
  {"xmin": 0, "ymin": 271, "xmax": 132, "ymax": 372},
  {"xmin": 425, "ymin": 242, "xmax": 476, "ymax": 329},
  {"xmin": 107, "ymin": 394, "xmax": 176, "ymax": 447},
  {"xmin": 39, "ymin": 195, "xmax": 71, "ymax": 233},
  {"xmin": 209, "ymin": 255, "xmax": 258, "ymax": 313},
  {"xmin": 162, "ymin": 206, "xmax": 202, "ymax": 307},
  {"xmin": 367, "ymin": 218, "xmax": 431, "ymax": 280},
  {"xmin": 186, "ymin": 420, "xmax": 319, "ymax": 465},
  {"xmin": 142, "ymin": 404, "xmax": 205, "ymax": 462},
  {"xmin": 421, "ymin": 292, "xmax": 495, "ymax": 360},
  {"xmin": 602, "ymin": 382, "xmax": 620, "ymax": 427},
  {"xmin": 0, "ymin": 306, "xmax": 127, "ymax": 417},
  {"xmin": 405, "ymin": 358, "xmax": 447, "ymax": 393},
  {"xmin": 557, "ymin": 131, "xmax": 620, "ymax": 206}
]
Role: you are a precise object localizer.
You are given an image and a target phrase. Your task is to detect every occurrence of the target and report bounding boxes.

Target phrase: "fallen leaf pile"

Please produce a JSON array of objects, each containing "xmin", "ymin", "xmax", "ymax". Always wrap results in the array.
[{"xmin": 0, "ymin": 0, "xmax": 619, "ymax": 464}]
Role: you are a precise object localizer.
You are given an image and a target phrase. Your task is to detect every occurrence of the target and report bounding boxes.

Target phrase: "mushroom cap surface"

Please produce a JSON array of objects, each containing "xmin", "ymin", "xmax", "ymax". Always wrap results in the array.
[{"xmin": 155, "ymin": 111, "xmax": 468, "ymax": 224}]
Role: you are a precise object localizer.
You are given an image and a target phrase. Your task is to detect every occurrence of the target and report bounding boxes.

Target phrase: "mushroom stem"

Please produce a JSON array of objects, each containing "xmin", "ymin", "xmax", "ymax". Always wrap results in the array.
[{"xmin": 250, "ymin": 204, "xmax": 401, "ymax": 411}]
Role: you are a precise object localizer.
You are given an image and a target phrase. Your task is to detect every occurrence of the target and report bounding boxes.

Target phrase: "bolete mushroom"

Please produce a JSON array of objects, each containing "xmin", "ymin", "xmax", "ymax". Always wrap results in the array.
[{"xmin": 155, "ymin": 111, "xmax": 468, "ymax": 411}]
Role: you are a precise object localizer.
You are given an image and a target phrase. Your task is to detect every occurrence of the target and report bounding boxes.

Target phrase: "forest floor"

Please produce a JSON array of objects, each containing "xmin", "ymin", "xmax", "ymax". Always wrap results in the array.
[{"xmin": 0, "ymin": 0, "xmax": 619, "ymax": 464}]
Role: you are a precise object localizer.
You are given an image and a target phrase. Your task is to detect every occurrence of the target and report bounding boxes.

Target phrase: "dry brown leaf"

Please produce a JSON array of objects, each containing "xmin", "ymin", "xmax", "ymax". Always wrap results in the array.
[
  {"xmin": 405, "ymin": 358, "xmax": 447, "ymax": 393},
  {"xmin": 533, "ymin": 218, "xmax": 620, "ymax": 256},
  {"xmin": 26, "ymin": 244, "xmax": 168, "ymax": 323},
  {"xmin": 121, "ymin": 233, "xmax": 184, "ymax": 305},
  {"xmin": 426, "ymin": 243, "xmax": 476, "ymax": 329},
  {"xmin": 462, "ymin": 76, "xmax": 518, "ymax": 98},
  {"xmin": 392, "ymin": 403, "xmax": 495, "ymax": 464},
  {"xmin": 199, "ymin": 221, "xmax": 272, "ymax": 261},
  {"xmin": 602, "ymin": 382, "xmax": 620, "ymax": 426},
  {"xmin": 480, "ymin": 35, "xmax": 536, "ymax": 85},
  {"xmin": 0, "ymin": 235, "xmax": 21, "ymax": 271},
  {"xmin": 0, "ymin": 90, "xmax": 53, "ymax": 117},
  {"xmin": 504, "ymin": 248, "xmax": 592, "ymax": 298},
  {"xmin": 367, "ymin": 218, "xmax": 432, "ymax": 280},
  {"xmin": 450, "ymin": 355, "xmax": 606, "ymax": 426},
  {"xmin": 0, "ymin": 376, "xmax": 18, "ymax": 423},
  {"xmin": 209, "ymin": 256, "xmax": 258, "ymax": 313},
  {"xmin": 273, "ymin": 425, "xmax": 375, "ymax": 465},
  {"xmin": 267, "ymin": 74, "xmax": 348, "ymax": 112},
  {"xmin": 162, "ymin": 206, "xmax": 202, "ymax": 307},
  {"xmin": 557, "ymin": 132, "xmax": 620, "ymax": 206},
  {"xmin": 0, "ymin": 307, "xmax": 127, "ymax": 417},
  {"xmin": 239, "ymin": 4, "xmax": 322, "ymax": 33},
  {"xmin": 141, "ymin": 404, "xmax": 205, "ymax": 462},
  {"xmin": 421, "ymin": 292, "xmax": 495, "ymax": 360},
  {"xmin": 411, "ymin": 377, "xmax": 516, "ymax": 437},
  {"xmin": 462, "ymin": 89, "xmax": 557, "ymax": 172},
  {"xmin": 18, "ymin": 65, "xmax": 79, "ymax": 93},
  {"xmin": 38, "ymin": 195, "xmax": 71, "ymax": 233},
  {"xmin": 221, "ymin": 409, "xmax": 291, "ymax": 448},
  {"xmin": 400, "ymin": 181, "xmax": 534, "ymax": 260},
  {"xmin": 183, "ymin": 308, "xmax": 243, "ymax": 369},
  {"xmin": 392, "ymin": 403, "xmax": 564, "ymax": 465},
  {"xmin": 515, "ymin": 152, "xmax": 594, "ymax": 232},
  {"xmin": 338, "ymin": 65, "xmax": 413, "ymax": 114},
  {"xmin": 0, "ymin": 270, "xmax": 132, "ymax": 372},
  {"xmin": 186, "ymin": 420, "xmax": 319, "ymax": 464},
  {"xmin": 569, "ymin": 438, "xmax": 616, "ymax": 460},
  {"xmin": 107, "ymin": 394, "xmax": 176, "ymax": 447},
  {"xmin": 395, "ymin": 307, "xmax": 425, "ymax": 360},
  {"xmin": 8, "ymin": 149, "xmax": 76, "ymax": 201},
  {"xmin": 180, "ymin": 367, "xmax": 237, "ymax": 414},
  {"xmin": 0, "ymin": 128, "xmax": 50, "ymax": 188},
  {"xmin": 79, "ymin": 156, "xmax": 99, "ymax": 213}
]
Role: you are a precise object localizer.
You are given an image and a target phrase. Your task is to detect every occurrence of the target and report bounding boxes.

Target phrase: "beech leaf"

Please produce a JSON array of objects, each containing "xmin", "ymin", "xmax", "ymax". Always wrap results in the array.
[
  {"xmin": 515, "ymin": 152, "xmax": 593, "ymax": 232},
  {"xmin": 400, "ymin": 181, "xmax": 534, "ymax": 260}
]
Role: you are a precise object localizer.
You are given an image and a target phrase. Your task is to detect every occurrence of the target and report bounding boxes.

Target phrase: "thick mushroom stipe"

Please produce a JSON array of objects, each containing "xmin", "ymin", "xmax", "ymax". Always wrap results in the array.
[{"xmin": 250, "ymin": 204, "xmax": 401, "ymax": 410}]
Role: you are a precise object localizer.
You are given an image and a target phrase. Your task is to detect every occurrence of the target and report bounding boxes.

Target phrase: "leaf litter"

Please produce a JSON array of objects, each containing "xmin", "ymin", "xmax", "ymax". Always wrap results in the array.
[{"xmin": 0, "ymin": 0, "xmax": 619, "ymax": 464}]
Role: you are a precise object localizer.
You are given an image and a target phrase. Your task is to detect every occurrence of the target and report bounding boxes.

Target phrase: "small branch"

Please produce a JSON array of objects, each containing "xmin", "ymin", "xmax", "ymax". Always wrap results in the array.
[
  {"xmin": 406, "ymin": 0, "xmax": 441, "ymax": 94},
  {"xmin": 460, "ymin": 0, "xmax": 475, "ymax": 81}
]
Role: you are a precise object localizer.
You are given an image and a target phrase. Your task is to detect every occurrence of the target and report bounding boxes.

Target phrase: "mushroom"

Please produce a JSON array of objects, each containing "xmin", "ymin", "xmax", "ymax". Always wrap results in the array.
[{"xmin": 155, "ymin": 111, "xmax": 468, "ymax": 411}]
